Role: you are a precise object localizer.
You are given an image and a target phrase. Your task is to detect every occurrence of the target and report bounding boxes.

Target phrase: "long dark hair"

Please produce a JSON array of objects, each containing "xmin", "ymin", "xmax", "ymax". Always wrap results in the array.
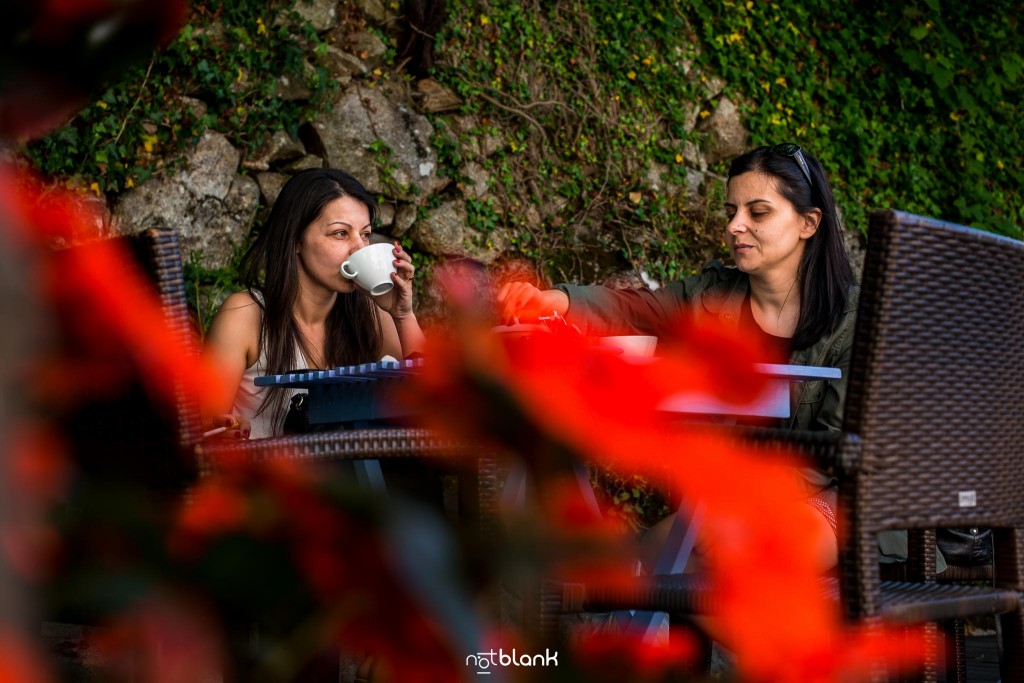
[
  {"xmin": 728, "ymin": 145, "xmax": 855, "ymax": 350},
  {"xmin": 238, "ymin": 168, "xmax": 383, "ymax": 426}
]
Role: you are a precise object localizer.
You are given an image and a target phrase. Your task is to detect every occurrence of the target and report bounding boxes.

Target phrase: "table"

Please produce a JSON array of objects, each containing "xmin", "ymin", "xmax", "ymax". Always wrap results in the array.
[
  {"xmin": 501, "ymin": 362, "xmax": 841, "ymax": 508},
  {"xmin": 255, "ymin": 359, "xmax": 838, "ymax": 428},
  {"xmin": 658, "ymin": 363, "xmax": 840, "ymax": 418},
  {"xmin": 255, "ymin": 358, "xmax": 425, "ymax": 491},
  {"xmin": 254, "ymin": 358, "xmax": 425, "ymax": 425}
]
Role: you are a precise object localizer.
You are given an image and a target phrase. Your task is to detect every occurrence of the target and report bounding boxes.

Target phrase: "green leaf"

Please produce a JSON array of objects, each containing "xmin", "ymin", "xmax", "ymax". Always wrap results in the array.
[{"xmin": 909, "ymin": 24, "xmax": 929, "ymax": 41}]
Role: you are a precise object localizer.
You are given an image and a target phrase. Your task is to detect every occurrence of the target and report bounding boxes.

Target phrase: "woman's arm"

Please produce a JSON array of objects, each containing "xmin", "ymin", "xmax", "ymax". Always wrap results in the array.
[
  {"xmin": 372, "ymin": 241, "xmax": 426, "ymax": 359},
  {"xmin": 497, "ymin": 279, "xmax": 693, "ymax": 337},
  {"xmin": 379, "ymin": 307, "xmax": 425, "ymax": 359},
  {"xmin": 202, "ymin": 291, "xmax": 261, "ymax": 437},
  {"xmin": 496, "ymin": 282, "xmax": 569, "ymax": 324}
]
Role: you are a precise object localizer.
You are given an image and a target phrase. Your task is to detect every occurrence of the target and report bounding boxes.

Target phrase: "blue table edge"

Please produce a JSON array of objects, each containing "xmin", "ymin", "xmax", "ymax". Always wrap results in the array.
[
  {"xmin": 254, "ymin": 358, "xmax": 426, "ymax": 387},
  {"xmin": 256, "ymin": 359, "xmax": 839, "ymax": 388},
  {"xmin": 753, "ymin": 363, "xmax": 841, "ymax": 380}
]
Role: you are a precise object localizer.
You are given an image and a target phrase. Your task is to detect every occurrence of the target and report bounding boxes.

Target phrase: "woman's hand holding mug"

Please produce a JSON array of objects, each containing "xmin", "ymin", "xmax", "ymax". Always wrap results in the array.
[{"xmin": 371, "ymin": 241, "xmax": 416, "ymax": 321}]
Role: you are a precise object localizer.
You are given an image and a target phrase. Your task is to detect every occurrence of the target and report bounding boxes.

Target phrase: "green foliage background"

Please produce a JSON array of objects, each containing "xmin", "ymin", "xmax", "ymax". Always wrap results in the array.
[
  {"xmin": 22, "ymin": 1, "xmax": 337, "ymax": 328},
  {"xmin": 682, "ymin": 0, "xmax": 1023, "ymax": 238},
  {"xmin": 433, "ymin": 0, "xmax": 1023, "ymax": 280},
  {"xmin": 433, "ymin": 0, "xmax": 725, "ymax": 285}
]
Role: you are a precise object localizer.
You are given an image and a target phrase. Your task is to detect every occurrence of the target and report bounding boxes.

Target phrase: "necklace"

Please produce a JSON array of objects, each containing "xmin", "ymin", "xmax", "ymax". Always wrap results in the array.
[{"xmin": 776, "ymin": 278, "xmax": 798, "ymax": 334}]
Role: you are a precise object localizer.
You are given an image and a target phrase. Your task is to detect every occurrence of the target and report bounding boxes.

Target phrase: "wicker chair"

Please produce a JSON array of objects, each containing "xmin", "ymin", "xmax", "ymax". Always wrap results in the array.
[{"xmin": 542, "ymin": 210, "xmax": 1024, "ymax": 682}]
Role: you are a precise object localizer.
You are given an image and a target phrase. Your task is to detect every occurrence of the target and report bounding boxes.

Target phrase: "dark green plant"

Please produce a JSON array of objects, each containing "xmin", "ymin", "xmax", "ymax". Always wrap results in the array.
[
  {"xmin": 184, "ymin": 241, "xmax": 250, "ymax": 334},
  {"xmin": 682, "ymin": 0, "xmax": 1023, "ymax": 238},
  {"xmin": 433, "ymin": 0, "xmax": 720, "ymax": 285},
  {"xmin": 591, "ymin": 465, "xmax": 671, "ymax": 532}
]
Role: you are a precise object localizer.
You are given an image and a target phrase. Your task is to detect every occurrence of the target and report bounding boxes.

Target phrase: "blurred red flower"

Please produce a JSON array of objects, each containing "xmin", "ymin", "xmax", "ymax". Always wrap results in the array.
[
  {"xmin": 572, "ymin": 627, "xmax": 701, "ymax": 681},
  {"xmin": 0, "ymin": 629, "xmax": 53, "ymax": 683}
]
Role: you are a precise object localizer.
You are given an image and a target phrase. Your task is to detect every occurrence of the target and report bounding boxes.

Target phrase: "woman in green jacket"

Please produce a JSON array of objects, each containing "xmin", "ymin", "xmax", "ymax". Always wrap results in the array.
[{"xmin": 498, "ymin": 143, "xmax": 859, "ymax": 571}]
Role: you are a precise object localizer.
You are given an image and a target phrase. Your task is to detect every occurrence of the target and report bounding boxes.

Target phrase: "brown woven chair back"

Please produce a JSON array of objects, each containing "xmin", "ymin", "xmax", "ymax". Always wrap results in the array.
[
  {"xmin": 51, "ymin": 228, "xmax": 204, "ymax": 492},
  {"xmin": 127, "ymin": 228, "xmax": 206, "ymax": 449},
  {"xmin": 845, "ymin": 210, "xmax": 1024, "ymax": 532}
]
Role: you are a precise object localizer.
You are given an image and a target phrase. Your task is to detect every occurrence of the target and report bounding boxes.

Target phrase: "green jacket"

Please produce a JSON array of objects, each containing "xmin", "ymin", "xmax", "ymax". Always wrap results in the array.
[{"xmin": 556, "ymin": 260, "xmax": 859, "ymax": 437}]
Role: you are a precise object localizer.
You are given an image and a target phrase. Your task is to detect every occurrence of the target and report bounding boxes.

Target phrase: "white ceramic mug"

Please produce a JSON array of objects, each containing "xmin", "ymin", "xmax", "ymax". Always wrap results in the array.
[
  {"xmin": 340, "ymin": 243, "xmax": 397, "ymax": 296},
  {"xmin": 597, "ymin": 335, "xmax": 658, "ymax": 357}
]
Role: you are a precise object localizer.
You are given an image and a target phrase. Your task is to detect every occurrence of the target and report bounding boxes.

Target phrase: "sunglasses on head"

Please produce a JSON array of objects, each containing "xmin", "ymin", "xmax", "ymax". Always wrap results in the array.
[{"xmin": 768, "ymin": 142, "xmax": 813, "ymax": 188}]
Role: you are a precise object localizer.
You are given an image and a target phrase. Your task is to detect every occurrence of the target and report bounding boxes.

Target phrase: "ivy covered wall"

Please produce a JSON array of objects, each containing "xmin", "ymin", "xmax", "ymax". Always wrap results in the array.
[{"xmin": 22, "ymin": 0, "xmax": 1024, "ymax": 300}]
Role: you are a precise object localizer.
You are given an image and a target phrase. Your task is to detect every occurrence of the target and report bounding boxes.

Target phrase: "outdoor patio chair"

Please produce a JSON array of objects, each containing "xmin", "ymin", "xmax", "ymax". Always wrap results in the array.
[{"xmin": 539, "ymin": 210, "xmax": 1024, "ymax": 682}]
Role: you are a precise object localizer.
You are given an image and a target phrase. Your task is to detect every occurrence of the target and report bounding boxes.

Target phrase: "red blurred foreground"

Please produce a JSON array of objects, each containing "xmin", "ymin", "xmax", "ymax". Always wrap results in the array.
[{"xmin": 0, "ymin": 172, "xmax": 929, "ymax": 681}]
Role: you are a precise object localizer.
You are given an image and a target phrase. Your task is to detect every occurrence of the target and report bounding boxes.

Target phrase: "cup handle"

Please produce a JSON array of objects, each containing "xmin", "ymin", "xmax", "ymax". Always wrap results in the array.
[{"xmin": 340, "ymin": 261, "xmax": 357, "ymax": 279}]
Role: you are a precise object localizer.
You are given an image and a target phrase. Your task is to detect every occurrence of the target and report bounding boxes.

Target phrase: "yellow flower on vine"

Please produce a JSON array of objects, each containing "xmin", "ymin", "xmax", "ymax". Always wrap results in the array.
[
  {"xmin": 480, "ymin": 15, "xmax": 490, "ymax": 25},
  {"xmin": 256, "ymin": 17, "xmax": 267, "ymax": 36},
  {"xmin": 727, "ymin": 33, "xmax": 743, "ymax": 44}
]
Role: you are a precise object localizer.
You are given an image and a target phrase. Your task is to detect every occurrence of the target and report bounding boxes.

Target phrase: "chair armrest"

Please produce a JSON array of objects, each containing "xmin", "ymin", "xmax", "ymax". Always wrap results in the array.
[
  {"xmin": 195, "ymin": 427, "xmax": 482, "ymax": 475},
  {"xmin": 584, "ymin": 574, "xmax": 716, "ymax": 614},
  {"xmin": 726, "ymin": 426, "xmax": 861, "ymax": 478}
]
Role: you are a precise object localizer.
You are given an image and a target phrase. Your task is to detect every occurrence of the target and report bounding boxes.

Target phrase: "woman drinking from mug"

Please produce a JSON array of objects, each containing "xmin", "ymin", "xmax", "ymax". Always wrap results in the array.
[
  {"xmin": 203, "ymin": 168, "xmax": 425, "ymax": 440},
  {"xmin": 498, "ymin": 143, "xmax": 861, "ymax": 572}
]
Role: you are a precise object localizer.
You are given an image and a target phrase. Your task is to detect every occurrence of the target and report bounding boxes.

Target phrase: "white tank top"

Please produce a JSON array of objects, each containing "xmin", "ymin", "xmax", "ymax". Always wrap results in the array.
[
  {"xmin": 230, "ymin": 292, "xmax": 396, "ymax": 438},
  {"xmin": 232, "ymin": 340, "xmax": 310, "ymax": 440}
]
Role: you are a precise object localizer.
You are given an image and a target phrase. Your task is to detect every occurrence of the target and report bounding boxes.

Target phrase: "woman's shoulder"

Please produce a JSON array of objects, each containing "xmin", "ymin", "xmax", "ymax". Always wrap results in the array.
[
  {"xmin": 205, "ymin": 290, "xmax": 264, "ymax": 372},
  {"xmin": 219, "ymin": 290, "xmax": 263, "ymax": 314},
  {"xmin": 674, "ymin": 259, "xmax": 742, "ymax": 292},
  {"xmin": 209, "ymin": 291, "xmax": 263, "ymax": 341},
  {"xmin": 658, "ymin": 259, "xmax": 740, "ymax": 296},
  {"xmin": 699, "ymin": 259, "xmax": 741, "ymax": 281}
]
